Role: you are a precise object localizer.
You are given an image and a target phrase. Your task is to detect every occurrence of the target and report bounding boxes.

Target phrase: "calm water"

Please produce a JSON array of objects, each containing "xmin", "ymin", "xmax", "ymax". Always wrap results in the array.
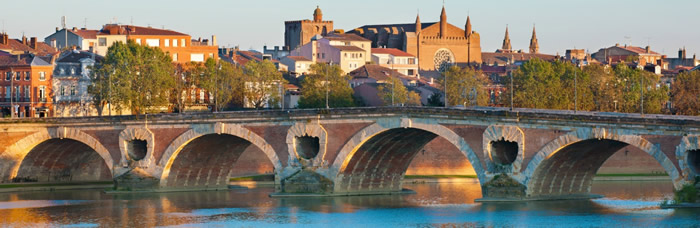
[{"xmin": 0, "ymin": 180, "xmax": 698, "ymax": 227}]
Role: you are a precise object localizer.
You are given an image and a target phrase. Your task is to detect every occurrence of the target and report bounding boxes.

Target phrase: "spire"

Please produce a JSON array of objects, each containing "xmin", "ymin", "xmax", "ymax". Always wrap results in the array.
[
  {"xmin": 529, "ymin": 25, "xmax": 539, "ymax": 54},
  {"xmin": 313, "ymin": 6, "xmax": 323, "ymax": 22},
  {"xmin": 440, "ymin": 6, "xmax": 447, "ymax": 38},
  {"xmin": 415, "ymin": 13, "xmax": 421, "ymax": 34},
  {"xmin": 465, "ymin": 16, "xmax": 472, "ymax": 37},
  {"xmin": 501, "ymin": 26, "xmax": 511, "ymax": 51}
]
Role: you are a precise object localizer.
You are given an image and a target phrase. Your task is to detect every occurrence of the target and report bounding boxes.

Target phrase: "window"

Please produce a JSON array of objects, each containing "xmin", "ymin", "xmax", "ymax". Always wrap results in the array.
[
  {"xmin": 321, "ymin": 53, "xmax": 325, "ymax": 59},
  {"xmin": 70, "ymin": 85, "xmax": 76, "ymax": 96},
  {"xmin": 39, "ymin": 72, "xmax": 46, "ymax": 81},
  {"xmin": 190, "ymin": 54, "xmax": 204, "ymax": 62},
  {"xmin": 4, "ymin": 86, "xmax": 8, "ymax": 98},
  {"xmin": 199, "ymin": 90, "xmax": 205, "ymax": 104},
  {"xmin": 181, "ymin": 39, "xmax": 186, "ymax": 47},
  {"xmin": 60, "ymin": 86, "xmax": 65, "ymax": 96},
  {"xmin": 209, "ymin": 53, "xmax": 214, "ymax": 58},
  {"xmin": 173, "ymin": 53, "xmax": 178, "ymax": 62},
  {"xmin": 70, "ymin": 67, "xmax": 76, "ymax": 75},
  {"xmin": 344, "ymin": 53, "xmax": 347, "ymax": 58},
  {"xmin": 39, "ymin": 86, "xmax": 46, "ymax": 99},
  {"xmin": 408, "ymin": 69, "xmax": 415, "ymax": 76},
  {"xmin": 15, "ymin": 72, "xmax": 20, "ymax": 81},
  {"xmin": 173, "ymin": 39, "xmax": 178, "ymax": 47},
  {"xmin": 164, "ymin": 39, "xmax": 170, "ymax": 47},
  {"xmin": 15, "ymin": 86, "xmax": 20, "ymax": 99},
  {"xmin": 59, "ymin": 67, "xmax": 65, "ymax": 75},
  {"xmin": 135, "ymin": 38, "xmax": 141, "ymax": 44},
  {"xmin": 98, "ymin": 38, "xmax": 107, "ymax": 46},
  {"xmin": 24, "ymin": 72, "xmax": 30, "ymax": 81},
  {"xmin": 24, "ymin": 86, "xmax": 29, "ymax": 98},
  {"xmin": 145, "ymin": 39, "xmax": 160, "ymax": 47}
]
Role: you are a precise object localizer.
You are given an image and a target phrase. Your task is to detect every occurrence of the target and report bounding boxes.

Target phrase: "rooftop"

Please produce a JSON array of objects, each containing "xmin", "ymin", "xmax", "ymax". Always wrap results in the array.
[
  {"xmin": 100, "ymin": 24, "xmax": 189, "ymax": 36},
  {"xmin": 325, "ymin": 33, "xmax": 371, "ymax": 42},
  {"xmin": 371, "ymin": 48, "xmax": 414, "ymax": 57},
  {"xmin": 332, "ymin": 45, "xmax": 366, "ymax": 52}
]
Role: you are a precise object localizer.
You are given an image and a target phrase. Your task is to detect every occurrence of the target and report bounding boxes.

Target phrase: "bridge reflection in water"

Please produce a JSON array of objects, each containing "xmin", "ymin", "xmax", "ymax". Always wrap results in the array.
[{"xmin": 0, "ymin": 107, "xmax": 697, "ymax": 201}]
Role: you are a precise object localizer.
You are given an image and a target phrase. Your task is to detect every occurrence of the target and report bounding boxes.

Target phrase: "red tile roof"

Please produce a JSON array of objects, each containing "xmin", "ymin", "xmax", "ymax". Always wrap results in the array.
[
  {"xmin": 325, "ymin": 33, "xmax": 371, "ymax": 42},
  {"xmin": 332, "ymin": 45, "xmax": 365, "ymax": 52},
  {"xmin": 0, "ymin": 38, "xmax": 57, "ymax": 56},
  {"xmin": 101, "ymin": 24, "xmax": 189, "ymax": 36},
  {"xmin": 285, "ymin": 56, "xmax": 312, "ymax": 61},
  {"xmin": 349, "ymin": 64, "xmax": 406, "ymax": 81},
  {"xmin": 371, "ymin": 48, "xmax": 414, "ymax": 57},
  {"xmin": 71, "ymin": 29, "xmax": 99, "ymax": 39},
  {"xmin": 618, "ymin": 45, "xmax": 661, "ymax": 55}
]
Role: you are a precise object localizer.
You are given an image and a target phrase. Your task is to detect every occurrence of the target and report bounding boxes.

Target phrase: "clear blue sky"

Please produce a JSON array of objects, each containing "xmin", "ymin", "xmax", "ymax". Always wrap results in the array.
[{"xmin": 3, "ymin": 0, "xmax": 699, "ymax": 57}]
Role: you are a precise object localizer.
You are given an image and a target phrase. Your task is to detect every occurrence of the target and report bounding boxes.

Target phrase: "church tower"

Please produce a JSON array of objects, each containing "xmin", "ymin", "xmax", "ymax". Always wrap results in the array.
[
  {"xmin": 465, "ymin": 16, "xmax": 472, "ymax": 37},
  {"xmin": 465, "ymin": 16, "xmax": 472, "ymax": 64},
  {"xmin": 313, "ymin": 6, "xmax": 323, "ymax": 22},
  {"xmin": 529, "ymin": 25, "xmax": 539, "ymax": 54},
  {"xmin": 501, "ymin": 26, "xmax": 512, "ymax": 51},
  {"xmin": 440, "ymin": 6, "xmax": 447, "ymax": 38}
]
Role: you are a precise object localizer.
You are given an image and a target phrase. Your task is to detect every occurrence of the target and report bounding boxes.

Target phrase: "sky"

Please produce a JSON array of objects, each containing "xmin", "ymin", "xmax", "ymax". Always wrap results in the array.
[{"xmin": 2, "ymin": 0, "xmax": 699, "ymax": 57}]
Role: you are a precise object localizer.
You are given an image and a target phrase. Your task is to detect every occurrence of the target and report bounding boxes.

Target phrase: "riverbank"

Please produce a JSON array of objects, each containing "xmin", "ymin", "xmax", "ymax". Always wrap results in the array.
[{"xmin": 0, "ymin": 181, "xmax": 113, "ymax": 193}]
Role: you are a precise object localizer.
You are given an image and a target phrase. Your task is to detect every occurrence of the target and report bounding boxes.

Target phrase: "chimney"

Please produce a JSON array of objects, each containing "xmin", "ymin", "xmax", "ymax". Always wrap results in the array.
[
  {"xmin": 0, "ymin": 33, "xmax": 6, "ymax": 45},
  {"xmin": 56, "ymin": 27, "xmax": 60, "ymax": 32},
  {"xmin": 311, "ymin": 39, "xmax": 317, "ymax": 63},
  {"xmin": 211, "ymin": 35, "xmax": 217, "ymax": 46},
  {"xmin": 72, "ymin": 27, "xmax": 77, "ymax": 31},
  {"xmin": 30, "ymin": 37, "xmax": 37, "ymax": 49},
  {"xmin": 50, "ymin": 39, "xmax": 57, "ymax": 48},
  {"xmin": 645, "ymin": 46, "xmax": 650, "ymax": 53},
  {"xmin": 21, "ymin": 36, "xmax": 27, "ymax": 45}
]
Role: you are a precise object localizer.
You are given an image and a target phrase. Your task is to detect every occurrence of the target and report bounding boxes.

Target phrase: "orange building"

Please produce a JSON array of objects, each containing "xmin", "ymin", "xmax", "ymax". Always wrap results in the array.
[
  {"xmin": 0, "ymin": 54, "xmax": 55, "ymax": 117},
  {"xmin": 97, "ymin": 24, "xmax": 218, "ymax": 63}
]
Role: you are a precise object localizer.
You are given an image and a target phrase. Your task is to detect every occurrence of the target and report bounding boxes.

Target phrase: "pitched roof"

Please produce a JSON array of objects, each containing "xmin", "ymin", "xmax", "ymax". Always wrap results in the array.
[
  {"xmin": 71, "ymin": 29, "xmax": 99, "ymax": 39},
  {"xmin": 0, "ymin": 38, "xmax": 57, "ymax": 56},
  {"xmin": 371, "ymin": 48, "xmax": 414, "ymax": 57},
  {"xmin": 325, "ymin": 33, "xmax": 370, "ymax": 42},
  {"xmin": 0, "ymin": 39, "xmax": 33, "ymax": 53},
  {"xmin": 482, "ymin": 52, "xmax": 557, "ymax": 65},
  {"xmin": 57, "ymin": 50, "xmax": 104, "ymax": 63},
  {"xmin": 332, "ymin": 45, "xmax": 365, "ymax": 52},
  {"xmin": 617, "ymin": 45, "xmax": 661, "ymax": 55},
  {"xmin": 284, "ymin": 56, "xmax": 312, "ymax": 62},
  {"xmin": 351, "ymin": 22, "xmax": 437, "ymax": 34},
  {"xmin": 101, "ymin": 24, "xmax": 189, "ymax": 36},
  {"xmin": 0, "ymin": 54, "xmax": 50, "ymax": 67},
  {"xmin": 349, "ymin": 64, "xmax": 406, "ymax": 81}
]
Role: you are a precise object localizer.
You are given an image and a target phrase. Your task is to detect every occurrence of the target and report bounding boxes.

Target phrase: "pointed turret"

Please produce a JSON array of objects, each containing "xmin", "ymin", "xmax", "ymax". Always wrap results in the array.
[
  {"xmin": 415, "ymin": 13, "xmax": 422, "ymax": 34},
  {"xmin": 465, "ymin": 16, "xmax": 472, "ymax": 37},
  {"xmin": 529, "ymin": 25, "xmax": 539, "ymax": 54},
  {"xmin": 440, "ymin": 6, "xmax": 447, "ymax": 38},
  {"xmin": 501, "ymin": 26, "xmax": 511, "ymax": 51},
  {"xmin": 313, "ymin": 6, "xmax": 323, "ymax": 22}
]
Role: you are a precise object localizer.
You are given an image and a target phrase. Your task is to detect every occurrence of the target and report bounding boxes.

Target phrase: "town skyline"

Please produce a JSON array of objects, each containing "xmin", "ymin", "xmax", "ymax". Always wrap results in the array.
[{"xmin": 2, "ymin": 0, "xmax": 699, "ymax": 56}]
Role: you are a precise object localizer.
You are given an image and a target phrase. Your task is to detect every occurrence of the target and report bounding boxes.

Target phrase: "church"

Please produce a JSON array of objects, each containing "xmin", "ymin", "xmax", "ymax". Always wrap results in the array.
[{"xmin": 349, "ymin": 6, "xmax": 482, "ymax": 76}]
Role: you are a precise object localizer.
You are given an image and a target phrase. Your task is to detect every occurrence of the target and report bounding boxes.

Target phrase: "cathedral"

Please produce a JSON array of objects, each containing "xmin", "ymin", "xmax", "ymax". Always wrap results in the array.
[{"xmin": 349, "ymin": 6, "xmax": 482, "ymax": 75}]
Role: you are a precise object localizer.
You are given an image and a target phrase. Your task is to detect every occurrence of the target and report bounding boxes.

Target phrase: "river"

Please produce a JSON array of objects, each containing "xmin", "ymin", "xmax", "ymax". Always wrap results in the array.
[{"xmin": 0, "ymin": 180, "xmax": 698, "ymax": 227}]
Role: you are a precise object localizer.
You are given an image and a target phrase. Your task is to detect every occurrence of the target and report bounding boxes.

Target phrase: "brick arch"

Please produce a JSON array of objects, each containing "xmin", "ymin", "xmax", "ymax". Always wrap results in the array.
[
  {"xmin": 523, "ymin": 128, "xmax": 683, "ymax": 197},
  {"xmin": 286, "ymin": 121, "xmax": 327, "ymax": 167},
  {"xmin": 330, "ymin": 118, "xmax": 486, "ymax": 194},
  {"xmin": 118, "ymin": 127, "xmax": 155, "ymax": 168},
  {"xmin": 0, "ymin": 127, "xmax": 114, "ymax": 181},
  {"xmin": 482, "ymin": 125, "xmax": 525, "ymax": 178},
  {"xmin": 676, "ymin": 135, "xmax": 699, "ymax": 179},
  {"xmin": 158, "ymin": 123, "xmax": 282, "ymax": 188}
]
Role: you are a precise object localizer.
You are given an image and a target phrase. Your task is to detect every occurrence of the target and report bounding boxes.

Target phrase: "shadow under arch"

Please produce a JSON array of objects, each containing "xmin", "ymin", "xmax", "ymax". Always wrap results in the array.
[
  {"xmin": 523, "ymin": 128, "xmax": 682, "ymax": 198},
  {"xmin": 330, "ymin": 119, "xmax": 486, "ymax": 194},
  {"xmin": 158, "ymin": 124, "xmax": 283, "ymax": 189},
  {"xmin": 0, "ymin": 128, "xmax": 115, "ymax": 182}
]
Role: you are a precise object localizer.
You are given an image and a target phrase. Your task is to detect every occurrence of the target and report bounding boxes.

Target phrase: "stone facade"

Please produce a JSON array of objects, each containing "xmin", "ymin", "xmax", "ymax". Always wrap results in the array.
[{"xmin": 284, "ymin": 6, "xmax": 334, "ymax": 51}]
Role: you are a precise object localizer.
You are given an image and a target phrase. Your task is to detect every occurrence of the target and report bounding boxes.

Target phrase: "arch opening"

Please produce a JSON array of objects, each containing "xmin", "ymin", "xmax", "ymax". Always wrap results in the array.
[
  {"xmin": 336, "ymin": 127, "xmax": 478, "ymax": 194},
  {"xmin": 295, "ymin": 135, "xmax": 320, "ymax": 160},
  {"xmin": 127, "ymin": 140, "xmax": 148, "ymax": 161},
  {"xmin": 528, "ymin": 139, "xmax": 673, "ymax": 198},
  {"xmin": 162, "ymin": 134, "xmax": 274, "ymax": 189},
  {"xmin": 490, "ymin": 139, "xmax": 518, "ymax": 166},
  {"xmin": 689, "ymin": 149, "xmax": 699, "ymax": 174},
  {"xmin": 15, "ymin": 138, "xmax": 111, "ymax": 183}
]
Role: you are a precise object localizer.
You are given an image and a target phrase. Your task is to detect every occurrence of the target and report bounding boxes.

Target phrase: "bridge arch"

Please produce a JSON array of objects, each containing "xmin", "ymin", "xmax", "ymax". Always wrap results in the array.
[
  {"xmin": 0, "ymin": 127, "xmax": 114, "ymax": 182},
  {"xmin": 523, "ymin": 128, "xmax": 683, "ymax": 198},
  {"xmin": 330, "ymin": 118, "xmax": 486, "ymax": 194},
  {"xmin": 158, "ymin": 123, "xmax": 282, "ymax": 189}
]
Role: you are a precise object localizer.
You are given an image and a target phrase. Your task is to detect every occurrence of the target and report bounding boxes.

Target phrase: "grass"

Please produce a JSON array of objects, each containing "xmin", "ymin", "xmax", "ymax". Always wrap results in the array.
[
  {"xmin": 229, "ymin": 174, "xmax": 275, "ymax": 182},
  {"xmin": 0, "ymin": 181, "xmax": 113, "ymax": 189}
]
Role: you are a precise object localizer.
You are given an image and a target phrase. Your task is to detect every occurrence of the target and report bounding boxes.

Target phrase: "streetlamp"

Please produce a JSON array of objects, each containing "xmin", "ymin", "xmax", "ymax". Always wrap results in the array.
[
  {"xmin": 390, "ymin": 60, "xmax": 394, "ymax": 106},
  {"xmin": 574, "ymin": 70, "xmax": 578, "ymax": 113},
  {"xmin": 325, "ymin": 61, "xmax": 332, "ymax": 109},
  {"xmin": 9, "ymin": 67, "xmax": 14, "ymax": 118},
  {"xmin": 640, "ymin": 76, "xmax": 644, "ymax": 115},
  {"xmin": 509, "ymin": 71, "xmax": 514, "ymax": 111}
]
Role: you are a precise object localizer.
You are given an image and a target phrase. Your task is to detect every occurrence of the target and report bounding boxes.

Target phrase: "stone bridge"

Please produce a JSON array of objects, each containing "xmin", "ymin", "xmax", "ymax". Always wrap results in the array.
[{"xmin": 0, "ymin": 107, "xmax": 698, "ymax": 200}]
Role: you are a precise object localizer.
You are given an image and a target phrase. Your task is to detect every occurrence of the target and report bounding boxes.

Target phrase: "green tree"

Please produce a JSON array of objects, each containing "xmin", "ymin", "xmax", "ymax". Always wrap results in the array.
[
  {"xmin": 242, "ymin": 60, "xmax": 286, "ymax": 109},
  {"xmin": 377, "ymin": 77, "xmax": 408, "ymax": 106},
  {"xmin": 440, "ymin": 66, "xmax": 489, "ymax": 107},
  {"xmin": 171, "ymin": 62, "xmax": 203, "ymax": 113},
  {"xmin": 425, "ymin": 93, "xmax": 444, "ymax": 107},
  {"xmin": 613, "ymin": 64, "xmax": 668, "ymax": 114},
  {"xmin": 583, "ymin": 64, "xmax": 620, "ymax": 112},
  {"xmin": 298, "ymin": 63, "xmax": 355, "ymax": 108},
  {"xmin": 671, "ymin": 71, "xmax": 700, "ymax": 115},
  {"xmin": 89, "ymin": 40, "xmax": 175, "ymax": 115},
  {"xmin": 407, "ymin": 91, "xmax": 422, "ymax": 106},
  {"xmin": 200, "ymin": 58, "xmax": 244, "ymax": 112}
]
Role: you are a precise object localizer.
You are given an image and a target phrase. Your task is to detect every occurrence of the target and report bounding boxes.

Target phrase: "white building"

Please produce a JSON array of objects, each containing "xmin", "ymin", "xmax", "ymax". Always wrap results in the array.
[
  {"xmin": 52, "ymin": 50, "xmax": 102, "ymax": 117},
  {"xmin": 290, "ymin": 34, "xmax": 371, "ymax": 73},
  {"xmin": 371, "ymin": 48, "xmax": 419, "ymax": 77}
]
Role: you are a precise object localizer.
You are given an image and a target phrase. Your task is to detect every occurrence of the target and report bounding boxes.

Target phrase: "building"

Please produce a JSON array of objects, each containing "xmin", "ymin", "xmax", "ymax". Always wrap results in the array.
[
  {"xmin": 289, "ymin": 34, "xmax": 371, "ymax": 73},
  {"xmin": 1, "ymin": 33, "xmax": 58, "ymax": 57},
  {"xmin": 0, "ymin": 54, "xmax": 54, "ymax": 117},
  {"xmin": 263, "ymin": 46, "xmax": 290, "ymax": 60},
  {"xmin": 220, "ymin": 48, "xmax": 288, "ymax": 71},
  {"xmin": 349, "ymin": 64, "xmax": 441, "ymax": 106},
  {"xmin": 592, "ymin": 44, "xmax": 663, "ymax": 66},
  {"xmin": 44, "ymin": 27, "xmax": 99, "ymax": 51},
  {"xmin": 665, "ymin": 48, "xmax": 699, "ymax": 70},
  {"xmin": 94, "ymin": 24, "xmax": 218, "ymax": 63},
  {"xmin": 52, "ymin": 50, "xmax": 104, "ymax": 117},
  {"xmin": 284, "ymin": 6, "xmax": 334, "ymax": 50},
  {"xmin": 371, "ymin": 48, "xmax": 419, "ymax": 76},
  {"xmin": 349, "ymin": 6, "xmax": 482, "ymax": 77},
  {"xmin": 280, "ymin": 56, "xmax": 313, "ymax": 76}
]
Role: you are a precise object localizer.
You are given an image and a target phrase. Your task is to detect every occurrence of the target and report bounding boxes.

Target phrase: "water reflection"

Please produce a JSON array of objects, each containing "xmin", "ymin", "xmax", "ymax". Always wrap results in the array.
[{"xmin": 0, "ymin": 180, "xmax": 697, "ymax": 227}]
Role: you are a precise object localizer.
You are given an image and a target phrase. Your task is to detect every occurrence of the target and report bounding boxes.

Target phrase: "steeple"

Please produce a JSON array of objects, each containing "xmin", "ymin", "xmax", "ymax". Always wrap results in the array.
[
  {"xmin": 529, "ymin": 25, "xmax": 539, "ymax": 54},
  {"xmin": 313, "ymin": 6, "xmax": 323, "ymax": 22},
  {"xmin": 501, "ymin": 26, "xmax": 511, "ymax": 51},
  {"xmin": 415, "ymin": 13, "xmax": 421, "ymax": 34},
  {"xmin": 440, "ymin": 6, "xmax": 447, "ymax": 38},
  {"xmin": 465, "ymin": 16, "xmax": 472, "ymax": 37}
]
